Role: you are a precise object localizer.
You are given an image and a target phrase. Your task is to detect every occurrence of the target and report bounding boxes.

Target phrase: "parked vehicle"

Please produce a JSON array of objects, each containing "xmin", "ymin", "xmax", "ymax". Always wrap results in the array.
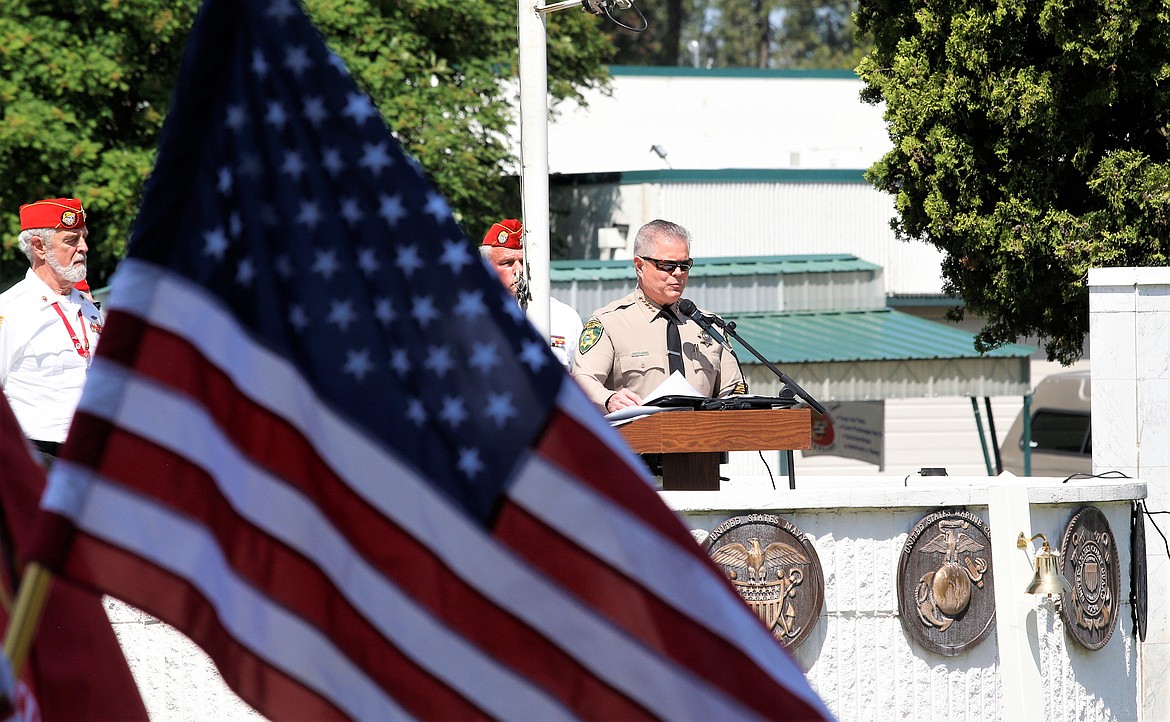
[{"xmin": 1000, "ymin": 371, "xmax": 1092, "ymax": 476}]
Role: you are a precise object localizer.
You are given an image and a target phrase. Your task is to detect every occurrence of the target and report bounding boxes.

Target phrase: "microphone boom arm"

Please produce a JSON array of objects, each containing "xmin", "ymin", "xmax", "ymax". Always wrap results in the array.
[{"xmin": 715, "ymin": 317, "xmax": 828, "ymax": 416}]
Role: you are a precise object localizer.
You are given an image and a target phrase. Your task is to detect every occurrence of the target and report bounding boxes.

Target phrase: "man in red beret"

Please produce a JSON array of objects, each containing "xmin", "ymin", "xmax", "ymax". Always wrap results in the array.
[
  {"xmin": 479, "ymin": 218, "xmax": 583, "ymax": 368},
  {"xmin": 0, "ymin": 198, "xmax": 103, "ymax": 459}
]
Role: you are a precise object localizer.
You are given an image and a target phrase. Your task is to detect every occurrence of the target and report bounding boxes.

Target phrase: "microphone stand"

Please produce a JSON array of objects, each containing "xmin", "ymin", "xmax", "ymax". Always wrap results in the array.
[{"xmin": 713, "ymin": 316, "xmax": 828, "ymax": 489}]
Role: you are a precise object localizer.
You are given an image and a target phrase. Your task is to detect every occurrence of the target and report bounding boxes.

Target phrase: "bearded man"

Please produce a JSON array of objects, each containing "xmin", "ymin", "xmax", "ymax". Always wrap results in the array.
[{"xmin": 0, "ymin": 198, "xmax": 103, "ymax": 459}]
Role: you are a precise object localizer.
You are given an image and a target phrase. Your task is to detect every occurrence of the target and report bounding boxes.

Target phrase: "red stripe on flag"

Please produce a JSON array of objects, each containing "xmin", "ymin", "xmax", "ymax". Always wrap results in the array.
[
  {"xmin": 70, "ymin": 322, "xmax": 657, "ymax": 718},
  {"xmin": 51, "ymin": 526, "xmax": 348, "ymax": 721},
  {"xmin": 494, "ymin": 498, "xmax": 828, "ymax": 721}
]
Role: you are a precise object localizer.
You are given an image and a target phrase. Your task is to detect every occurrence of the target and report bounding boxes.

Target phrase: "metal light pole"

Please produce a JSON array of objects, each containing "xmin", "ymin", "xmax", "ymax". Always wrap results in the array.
[{"xmin": 517, "ymin": 0, "xmax": 551, "ymax": 337}]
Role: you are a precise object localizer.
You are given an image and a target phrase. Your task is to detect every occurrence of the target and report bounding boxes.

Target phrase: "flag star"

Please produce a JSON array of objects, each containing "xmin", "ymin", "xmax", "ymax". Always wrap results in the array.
[
  {"xmin": 390, "ymin": 348, "xmax": 411, "ymax": 376},
  {"xmin": 424, "ymin": 345, "xmax": 454, "ymax": 377},
  {"xmin": 303, "ymin": 96, "xmax": 329, "ymax": 127},
  {"xmin": 327, "ymin": 299, "xmax": 356, "ymax": 331},
  {"xmin": 266, "ymin": 101, "xmax": 288, "ymax": 130},
  {"xmin": 358, "ymin": 247, "xmax": 381, "ymax": 276},
  {"xmin": 322, "ymin": 147, "xmax": 345, "ymax": 176},
  {"xmin": 342, "ymin": 92, "xmax": 378, "ymax": 125},
  {"xmin": 469, "ymin": 343, "xmax": 499, "ymax": 374},
  {"xmin": 440, "ymin": 240, "xmax": 473, "ymax": 274},
  {"xmin": 405, "ymin": 397, "xmax": 427, "ymax": 426},
  {"xmin": 275, "ymin": 255, "xmax": 295, "ymax": 279},
  {"xmin": 289, "ymin": 304, "xmax": 310, "ymax": 331},
  {"xmin": 457, "ymin": 447, "xmax": 484, "ymax": 478},
  {"xmin": 203, "ymin": 226, "xmax": 230, "ymax": 260},
  {"xmin": 236, "ymin": 257, "xmax": 256, "ymax": 286},
  {"xmin": 312, "ymin": 249, "xmax": 340, "ymax": 280},
  {"xmin": 251, "ymin": 49, "xmax": 269, "ymax": 77},
  {"xmin": 454, "ymin": 290, "xmax": 487, "ymax": 320},
  {"xmin": 266, "ymin": 0, "xmax": 297, "ymax": 22},
  {"xmin": 378, "ymin": 194, "xmax": 407, "ymax": 227},
  {"xmin": 484, "ymin": 392, "xmax": 517, "ymax": 427},
  {"xmin": 281, "ymin": 151, "xmax": 305, "ymax": 180},
  {"xmin": 340, "ymin": 197, "xmax": 364, "ymax": 227},
  {"xmin": 327, "ymin": 52, "xmax": 348, "ymax": 74},
  {"xmin": 373, "ymin": 297, "xmax": 396, "ymax": 325},
  {"xmin": 439, "ymin": 395, "xmax": 467, "ymax": 427},
  {"xmin": 519, "ymin": 339, "xmax": 549, "ymax": 371},
  {"xmin": 411, "ymin": 296, "xmax": 439, "ymax": 327},
  {"xmin": 396, "ymin": 245, "xmax": 423, "ymax": 276},
  {"xmin": 503, "ymin": 295, "xmax": 526, "ymax": 321},
  {"xmin": 296, "ymin": 201, "xmax": 321, "ymax": 230},
  {"xmin": 229, "ymin": 212, "xmax": 243, "ymax": 238},
  {"xmin": 358, "ymin": 142, "xmax": 393, "ymax": 176},
  {"xmin": 424, "ymin": 192, "xmax": 450, "ymax": 222},
  {"xmin": 343, "ymin": 349, "xmax": 373, "ymax": 381},
  {"xmin": 217, "ymin": 167, "xmax": 233, "ymax": 195},
  {"xmin": 225, "ymin": 104, "xmax": 248, "ymax": 131},
  {"xmin": 284, "ymin": 45, "xmax": 312, "ymax": 78}
]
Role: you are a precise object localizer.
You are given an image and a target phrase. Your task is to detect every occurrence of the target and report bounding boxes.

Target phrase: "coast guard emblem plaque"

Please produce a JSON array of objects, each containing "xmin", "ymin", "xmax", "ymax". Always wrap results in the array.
[
  {"xmin": 705, "ymin": 514, "xmax": 823, "ymax": 650},
  {"xmin": 898, "ymin": 509, "xmax": 996, "ymax": 656},
  {"xmin": 1059, "ymin": 506, "xmax": 1120, "ymax": 651}
]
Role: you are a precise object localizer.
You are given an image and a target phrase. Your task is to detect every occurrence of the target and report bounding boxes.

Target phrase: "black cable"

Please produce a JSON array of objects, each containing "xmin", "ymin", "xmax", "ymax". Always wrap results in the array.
[
  {"xmin": 1061, "ymin": 470, "xmax": 1131, "ymax": 483},
  {"xmin": 758, "ymin": 450, "xmax": 775, "ymax": 490},
  {"xmin": 603, "ymin": 1, "xmax": 647, "ymax": 32}
]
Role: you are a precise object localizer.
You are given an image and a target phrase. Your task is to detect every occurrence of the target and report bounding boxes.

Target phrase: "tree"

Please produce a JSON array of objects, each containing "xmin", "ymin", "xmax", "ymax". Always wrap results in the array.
[
  {"xmin": 857, "ymin": 0, "xmax": 1170, "ymax": 363},
  {"xmin": 0, "ymin": 1, "xmax": 612, "ymax": 289}
]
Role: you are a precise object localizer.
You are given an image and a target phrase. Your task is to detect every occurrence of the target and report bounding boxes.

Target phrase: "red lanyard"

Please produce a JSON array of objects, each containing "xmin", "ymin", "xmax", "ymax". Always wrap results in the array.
[{"xmin": 51, "ymin": 302, "xmax": 90, "ymax": 359}]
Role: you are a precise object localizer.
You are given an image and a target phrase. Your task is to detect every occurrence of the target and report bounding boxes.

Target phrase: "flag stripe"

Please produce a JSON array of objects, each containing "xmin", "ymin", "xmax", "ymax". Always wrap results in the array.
[
  {"xmin": 50, "ymin": 527, "xmax": 351, "ymax": 721},
  {"xmin": 42, "ymin": 467, "xmax": 409, "ymax": 721}
]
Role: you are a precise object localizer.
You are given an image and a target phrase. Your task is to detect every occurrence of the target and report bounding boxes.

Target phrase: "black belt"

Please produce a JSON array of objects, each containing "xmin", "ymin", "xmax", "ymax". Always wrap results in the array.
[{"xmin": 31, "ymin": 439, "xmax": 61, "ymax": 457}]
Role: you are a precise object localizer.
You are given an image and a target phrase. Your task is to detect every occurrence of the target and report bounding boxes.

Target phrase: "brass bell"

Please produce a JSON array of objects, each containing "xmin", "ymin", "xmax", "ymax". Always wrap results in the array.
[{"xmin": 1018, "ymin": 533, "xmax": 1073, "ymax": 597}]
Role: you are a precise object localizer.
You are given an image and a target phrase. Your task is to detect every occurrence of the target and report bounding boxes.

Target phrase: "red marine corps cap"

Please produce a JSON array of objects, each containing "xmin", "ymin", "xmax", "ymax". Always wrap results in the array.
[
  {"xmin": 482, "ymin": 218, "xmax": 523, "ymax": 250},
  {"xmin": 19, "ymin": 198, "xmax": 87, "ymax": 231}
]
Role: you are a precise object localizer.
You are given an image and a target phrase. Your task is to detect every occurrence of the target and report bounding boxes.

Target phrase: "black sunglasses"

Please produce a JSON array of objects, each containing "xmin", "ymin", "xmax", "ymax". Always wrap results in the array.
[{"xmin": 639, "ymin": 256, "xmax": 693, "ymax": 273}]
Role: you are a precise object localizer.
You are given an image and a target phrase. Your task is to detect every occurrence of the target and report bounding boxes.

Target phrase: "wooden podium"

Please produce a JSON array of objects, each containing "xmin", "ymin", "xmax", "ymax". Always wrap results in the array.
[{"xmin": 617, "ymin": 408, "xmax": 812, "ymax": 490}]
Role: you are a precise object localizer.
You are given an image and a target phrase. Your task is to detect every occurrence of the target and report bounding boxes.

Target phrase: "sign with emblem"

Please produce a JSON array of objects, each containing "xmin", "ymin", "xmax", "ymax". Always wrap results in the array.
[
  {"xmin": 898, "ymin": 509, "xmax": 995, "ymax": 656},
  {"xmin": 1059, "ymin": 506, "xmax": 1121, "ymax": 651},
  {"xmin": 705, "ymin": 514, "xmax": 823, "ymax": 650}
]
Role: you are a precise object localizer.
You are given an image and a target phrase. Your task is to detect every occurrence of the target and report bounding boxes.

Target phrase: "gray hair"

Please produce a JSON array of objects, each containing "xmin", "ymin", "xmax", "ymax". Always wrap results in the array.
[
  {"xmin": 17, "ymin": 228, "xmax": 54, "ymax": 263},
  {"xmin": 632, "ymin": 219, "xmax": 693, "ymax": 257}
]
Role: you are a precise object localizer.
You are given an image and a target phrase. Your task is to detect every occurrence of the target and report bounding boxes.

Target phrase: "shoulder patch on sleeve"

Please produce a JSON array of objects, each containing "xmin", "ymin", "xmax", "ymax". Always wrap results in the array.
[{"xmin": 578, "ymin": 318, "xmax": 604, "ymax": 355}]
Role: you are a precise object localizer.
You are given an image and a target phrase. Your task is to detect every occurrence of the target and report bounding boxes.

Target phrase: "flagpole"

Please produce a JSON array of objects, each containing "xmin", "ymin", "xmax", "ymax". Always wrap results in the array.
[
  {"xmin": 518, "ymin": 0, "xmax": 551, "ymax": 339},
  {"xmin": 3, "ymin": 563, "xmax": 54, "ymax": 677}
]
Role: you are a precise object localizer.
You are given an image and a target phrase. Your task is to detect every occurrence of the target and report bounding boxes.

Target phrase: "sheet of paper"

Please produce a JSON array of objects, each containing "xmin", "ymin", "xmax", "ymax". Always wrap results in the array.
[{"xmin": 642, "ymin": 371, "xmax": 705, "ymax": 404}]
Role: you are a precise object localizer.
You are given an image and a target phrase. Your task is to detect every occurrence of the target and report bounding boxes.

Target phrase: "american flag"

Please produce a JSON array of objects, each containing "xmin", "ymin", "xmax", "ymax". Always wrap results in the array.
[{"xmin": 28, "ymin": 0, "xmax": 831, "ymax": 719}]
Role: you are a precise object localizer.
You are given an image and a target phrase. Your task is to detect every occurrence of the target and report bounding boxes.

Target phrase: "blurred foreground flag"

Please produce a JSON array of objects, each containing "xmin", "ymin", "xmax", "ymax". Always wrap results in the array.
[
  {"xmin": 0, "ymin": 395, "xmax": 147, "ymax": 721},
  {"xmin": 26, "ymin": 0, "xmax": 832, "ymax": 719}
]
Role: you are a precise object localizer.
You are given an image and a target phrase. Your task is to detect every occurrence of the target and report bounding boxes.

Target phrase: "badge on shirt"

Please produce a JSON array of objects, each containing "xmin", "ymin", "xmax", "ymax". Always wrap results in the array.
[{"xmin": 579, "ymin": 318, "xmax": 603, "ymax": 355}]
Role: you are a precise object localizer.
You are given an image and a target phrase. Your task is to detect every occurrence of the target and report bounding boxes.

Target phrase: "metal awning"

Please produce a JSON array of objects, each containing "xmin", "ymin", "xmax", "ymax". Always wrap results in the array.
[{"xmin": 725, "ymin": 309, "xmax": 1034, "ymax": 401}]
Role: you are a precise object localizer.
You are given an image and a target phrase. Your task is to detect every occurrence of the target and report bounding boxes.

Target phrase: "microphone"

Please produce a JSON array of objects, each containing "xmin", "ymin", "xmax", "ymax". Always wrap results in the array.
[{"xmin": 677, "ymin": 298, "xmax": 733, "ymax": 351}]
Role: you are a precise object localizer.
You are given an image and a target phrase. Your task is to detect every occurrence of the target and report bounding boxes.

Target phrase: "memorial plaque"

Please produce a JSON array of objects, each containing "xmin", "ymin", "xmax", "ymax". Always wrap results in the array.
[
  {"xmin": 1060, "ymin": 506, "xmax": 1121, "ymax": 651},
  {"xmin": 898, "ymin": 509, "xmax": 995, "ymax": 656},
  {"xmin": 705, "ymin": 514, "xmax": 824, "ymax": 650}
]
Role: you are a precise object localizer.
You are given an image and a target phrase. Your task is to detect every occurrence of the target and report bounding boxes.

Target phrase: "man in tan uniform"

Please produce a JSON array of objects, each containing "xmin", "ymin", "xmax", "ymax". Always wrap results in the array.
[{"xmin": 571, "ymin": 219, "xmax": 746, "ymax": 413}]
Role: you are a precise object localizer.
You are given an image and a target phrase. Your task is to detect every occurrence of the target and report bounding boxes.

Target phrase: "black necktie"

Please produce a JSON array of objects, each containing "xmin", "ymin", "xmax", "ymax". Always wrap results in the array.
[{"xmin": 662, "ymin": 309, "xmax": 684, "ymax": 376}]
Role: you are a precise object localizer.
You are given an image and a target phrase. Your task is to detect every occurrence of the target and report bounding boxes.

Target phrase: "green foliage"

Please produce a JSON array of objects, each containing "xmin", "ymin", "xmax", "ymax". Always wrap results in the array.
[
  {"xmin": 0, "ymin": 1, "xmax": 612, "ymax": 289},
  {"xmin": 857, "ymin": 0, "xmax": 1170, "ymax": 363}
]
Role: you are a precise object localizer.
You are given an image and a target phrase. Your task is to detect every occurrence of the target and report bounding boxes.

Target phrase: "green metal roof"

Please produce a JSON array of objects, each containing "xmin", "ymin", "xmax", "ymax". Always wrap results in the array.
[
  {"xmin": 725, "ymin": 309, "xmax": 1034, "ymax": 364},
  {"xmin": 550, "ymin": 254, "xmax": 880, "ymax": 283}
]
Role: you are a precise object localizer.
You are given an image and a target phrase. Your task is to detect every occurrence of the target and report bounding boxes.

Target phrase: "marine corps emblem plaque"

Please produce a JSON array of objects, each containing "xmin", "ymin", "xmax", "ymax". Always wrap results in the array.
[
  {"xmin": 705, "ymin": 514, "xmax": 824, "ymax": 650},
  {"xmin": 898, "ymin": 509, "xmax": 996, "ymax": 656}
]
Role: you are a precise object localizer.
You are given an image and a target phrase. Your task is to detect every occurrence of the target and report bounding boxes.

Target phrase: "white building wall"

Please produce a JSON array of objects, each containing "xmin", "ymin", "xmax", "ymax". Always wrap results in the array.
[{"xmin": 1088, "ymin": 267, "xmax": 1170, "ymax": 721}]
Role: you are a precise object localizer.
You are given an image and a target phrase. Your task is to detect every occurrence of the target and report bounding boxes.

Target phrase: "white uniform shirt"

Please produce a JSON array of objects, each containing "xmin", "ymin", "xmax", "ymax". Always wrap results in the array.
[
  {"xmin": 549, "ymin": 296, "xmax": 583, "ymax": 369},
  {"xmin": 0, "ymin": 270, "xmax": 103, "ymax": 442}
]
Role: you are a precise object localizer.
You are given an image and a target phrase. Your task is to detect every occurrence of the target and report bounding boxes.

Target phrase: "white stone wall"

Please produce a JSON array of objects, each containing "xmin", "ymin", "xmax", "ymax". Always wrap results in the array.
[
  {"xmin": 1089, "ymin": 268, "xmax": 1170, "ymax": 722},
  {"xmin": 669, "ymin": 478, "xmax": 1143, "ymax": 722}
]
